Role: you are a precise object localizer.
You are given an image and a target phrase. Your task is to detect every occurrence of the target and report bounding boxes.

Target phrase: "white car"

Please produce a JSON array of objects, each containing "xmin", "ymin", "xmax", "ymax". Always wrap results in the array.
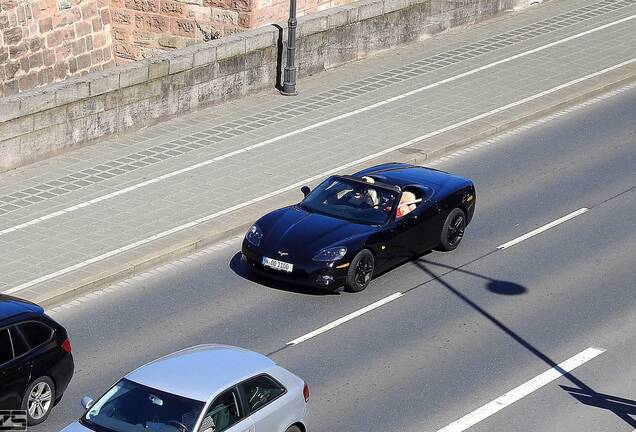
[{"xmin": 60, "ymin": 345, "xmax": 309, "ymax": 432}]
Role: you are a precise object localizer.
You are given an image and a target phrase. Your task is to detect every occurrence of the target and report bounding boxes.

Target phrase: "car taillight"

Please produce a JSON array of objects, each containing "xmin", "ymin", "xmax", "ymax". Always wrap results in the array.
[
  {"xmin": 61, "ymin": 338, "xmax": 72, "ymax": 353},
  {"xmin": 303, "ymin": 382, "xmax": 310, "ymax": 402}
]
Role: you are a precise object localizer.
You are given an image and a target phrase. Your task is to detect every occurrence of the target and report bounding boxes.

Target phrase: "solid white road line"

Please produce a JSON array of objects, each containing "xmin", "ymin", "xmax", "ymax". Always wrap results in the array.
[
  {"xmin": 497, "ymin": 208, "xmax": 589, "ymax": 250},
  {"xmin": 287, "ymin": 292, "xmax": 404, "ymax": 346},
  {"xmin": 2, "ymin": 15, "xmax": 634, "ymax": 238},
  {"xmin": 4, "ymin": 57, "xmax": 633, "ymax": 295},
  {"xmin": 436, "ymin": 347, "xmax": 606, "ymax": 432}
]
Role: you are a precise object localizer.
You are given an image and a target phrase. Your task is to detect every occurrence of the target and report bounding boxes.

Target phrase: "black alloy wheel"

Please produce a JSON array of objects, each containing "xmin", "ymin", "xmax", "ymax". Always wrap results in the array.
[
  {"xmin": 345, "ymin": 249, "xmax": 375, "ymax": 292},
  {"xmin": 439, "ymin": 208, "xmax": 466, "ymax": 251}
]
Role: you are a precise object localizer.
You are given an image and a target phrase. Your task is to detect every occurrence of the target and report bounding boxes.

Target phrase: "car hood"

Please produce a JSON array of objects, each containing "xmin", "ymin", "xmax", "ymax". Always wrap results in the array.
[
  {"xmin": 59, "ymin": 422, "xmax": 92, "ymax": 432},
  {"xmin": 258, "ymin": 206, "xmax": 375, "ymax": 259}
]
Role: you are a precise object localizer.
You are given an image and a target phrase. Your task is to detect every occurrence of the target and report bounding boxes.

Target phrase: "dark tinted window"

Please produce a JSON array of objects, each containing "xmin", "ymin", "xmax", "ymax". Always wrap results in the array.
[
  {"xmin": 9, "ymin": 327, "xmax": 29, "ymax": 357},
  {"xmin": 199, "ymin": 388, "xmax": 242, "ymax": 432},
  {"xmin": 0, "ymin": 328, "xmax": 12, "ymax": 364},
  {"xmin": 18, "ymin": 321, "xmax": 52, "ymax": 348},
  {"xmin": 242, "ymin": 375, "xmax": 286, "ymax": 412}
]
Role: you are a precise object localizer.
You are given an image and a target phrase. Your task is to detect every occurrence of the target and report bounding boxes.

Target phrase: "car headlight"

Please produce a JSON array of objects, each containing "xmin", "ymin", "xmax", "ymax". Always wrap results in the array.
[
  {"xmin": 313, "ymin": 246, "xmax": 347, "ymax": 262},
  {"xmin": 245, "ymin": 224, "xmax": 263, "ymax": 246}
]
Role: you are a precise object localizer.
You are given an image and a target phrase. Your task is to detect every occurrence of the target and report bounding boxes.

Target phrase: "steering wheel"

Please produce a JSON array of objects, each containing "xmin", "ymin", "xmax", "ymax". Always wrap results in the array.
[{"xmin": 165, "ymin": 420, "xmax": 188, "ymax": 432}]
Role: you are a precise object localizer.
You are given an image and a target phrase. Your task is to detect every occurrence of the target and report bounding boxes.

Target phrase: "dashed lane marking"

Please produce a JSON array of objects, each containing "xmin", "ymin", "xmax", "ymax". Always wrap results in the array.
[
  {"xmin": 286, "ymin": 292, "xmax": 405, "ymax": 346},
  {"xmin": 497, "ymin": 208, "xmax": 589, "ymax": 250}
]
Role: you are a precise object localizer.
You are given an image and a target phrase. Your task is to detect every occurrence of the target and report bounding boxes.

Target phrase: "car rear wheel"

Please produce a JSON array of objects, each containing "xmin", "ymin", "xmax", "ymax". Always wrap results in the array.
[
  {"xmin": 345, "ymin": 249, "xmax": 375, "ymax": 292},
  {"xmin": 285, "ymin": 425, "xmax": 303, "ymax": 432},
  {"xmin": 438, "ymin": 208, "xmax": 466, "ymax": 251},
  {"xmin": 21, "ymin": 376, "xmax": 56, "ymax": 426}
]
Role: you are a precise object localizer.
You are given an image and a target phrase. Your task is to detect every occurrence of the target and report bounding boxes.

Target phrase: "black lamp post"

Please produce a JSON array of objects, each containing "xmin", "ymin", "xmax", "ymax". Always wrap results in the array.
[{"xmin": 280, "ymin": 0, "xmax": 298, "ymax": 95}]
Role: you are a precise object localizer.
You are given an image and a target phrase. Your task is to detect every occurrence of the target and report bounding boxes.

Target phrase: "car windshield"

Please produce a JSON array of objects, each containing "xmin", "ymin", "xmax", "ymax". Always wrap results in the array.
[
  {"xmin": 81, "ymin": 378, "xmax": 204, "ymax": 432},
  {"xmin": 301, "ymin": 176, "xmax": 399, "ymax": 225}
]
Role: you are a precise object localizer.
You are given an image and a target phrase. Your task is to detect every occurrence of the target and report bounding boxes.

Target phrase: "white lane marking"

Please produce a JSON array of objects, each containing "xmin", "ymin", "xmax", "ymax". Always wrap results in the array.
[
  {"xmin": 287, "ymin": 292, "xmax": 404, "ymax": 346},
  {"xmin": 4, "ymin": 58, "xmax": 634, "ymax": 295},
  {"xmin": 2, "ymin": 15, "xmax": 635, "ymax": 238},
  {"xmin": 497, "ymin": 208, "xmax": 589, "ymax": 250},
  {"xmin": 436, "ymin": 347, "xmax": 606, "ymax": 432}
]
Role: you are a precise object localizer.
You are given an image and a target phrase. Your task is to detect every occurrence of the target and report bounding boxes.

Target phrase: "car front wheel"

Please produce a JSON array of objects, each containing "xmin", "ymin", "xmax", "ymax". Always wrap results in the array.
[
  {"xmin": 438, "ymin": 208, "xmax": 466, "ymax": 251},
  {"xmin": 345, "ymin": 249, "xmax": 375, "ymax": 292},
  {"xmin": 285, "ymin": 425, "xmax": 303, "ymax": 432},
  {"xmin": 21, "ymin": 376, "xmax": 56, "ymax": 426}
]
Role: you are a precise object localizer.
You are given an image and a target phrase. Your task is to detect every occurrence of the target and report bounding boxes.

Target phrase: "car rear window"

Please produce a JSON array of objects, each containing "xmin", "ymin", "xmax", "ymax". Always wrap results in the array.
[
  {"xmin": 0, "ymin": 328, "xmax": 12, "ymax": 364},
  {"xmin": 18, "ymin": 321, "xmax": 53, "ymax": 348},
  {"xmin": 242, "ymin": 375, "xmax": 286, "ymax": 412}
]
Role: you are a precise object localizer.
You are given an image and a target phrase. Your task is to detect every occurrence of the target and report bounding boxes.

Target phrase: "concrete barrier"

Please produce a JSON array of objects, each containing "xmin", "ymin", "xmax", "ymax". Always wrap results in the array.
[{"xmin": 0, "ymin": 0, "xmax": 526, "ymax": 172}]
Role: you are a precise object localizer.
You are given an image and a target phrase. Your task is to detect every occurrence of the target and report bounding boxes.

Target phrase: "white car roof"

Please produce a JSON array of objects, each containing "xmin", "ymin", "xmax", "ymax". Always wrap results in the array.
[{"xmin": 125, "ymin": 344, "xmax": 276, "ymax": 402}]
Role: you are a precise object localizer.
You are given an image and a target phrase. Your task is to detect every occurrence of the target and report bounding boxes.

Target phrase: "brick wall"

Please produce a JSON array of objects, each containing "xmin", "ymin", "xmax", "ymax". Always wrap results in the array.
[
  {"xmin": 108, "ymin": 0, "xmax": 361, "ymax": 63},
  {"xmin": 0, "ymin": 0, "xmax": 114, "ymax": 96},
  {"xmin": 109, "ymin": 0, "xmax": 245, "ymax": 63}
]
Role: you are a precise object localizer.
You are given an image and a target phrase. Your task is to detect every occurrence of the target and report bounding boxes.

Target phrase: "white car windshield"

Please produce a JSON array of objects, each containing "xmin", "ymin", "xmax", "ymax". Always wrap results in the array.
[
  {"xmin": 82, "ymin": 378, "xmax": 204, "ymax": 432},
  {"xmin": 301, "ymin": 176, "xmax": 399, "ymax": 225}
]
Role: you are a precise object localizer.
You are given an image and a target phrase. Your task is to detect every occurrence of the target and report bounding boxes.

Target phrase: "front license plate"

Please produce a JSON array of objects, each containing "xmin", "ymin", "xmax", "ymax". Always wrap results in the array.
[{"xmin": 262, "ymin": 256, "xmax": 294, "ymax": 273}]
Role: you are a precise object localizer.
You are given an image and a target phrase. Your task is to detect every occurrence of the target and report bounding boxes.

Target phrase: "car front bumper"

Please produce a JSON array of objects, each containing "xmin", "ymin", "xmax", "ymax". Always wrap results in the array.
[{"xmin": 241, "ymin": 240, "xmax": 349, "ymax": 290}]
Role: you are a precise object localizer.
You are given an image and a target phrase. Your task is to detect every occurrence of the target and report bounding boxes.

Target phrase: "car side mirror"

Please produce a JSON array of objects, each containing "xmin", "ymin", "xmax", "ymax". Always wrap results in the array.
[
  {"xmin": 301, "ymin": 186, "xmax": 311, "ymax": 197},
  {"xmin": 81, "ymin": 396, "xmax": 94, "ymax": 410}
]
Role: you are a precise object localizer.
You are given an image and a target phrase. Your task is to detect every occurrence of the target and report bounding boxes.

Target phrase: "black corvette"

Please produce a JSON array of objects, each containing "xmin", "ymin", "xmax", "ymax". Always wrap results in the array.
[{"xmin": 241, "ymin": 163, "xmax": 476, "ymax": 292}]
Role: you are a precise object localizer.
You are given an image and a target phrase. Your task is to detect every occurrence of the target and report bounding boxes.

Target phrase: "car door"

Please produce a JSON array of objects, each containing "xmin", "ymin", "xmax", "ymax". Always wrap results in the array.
[
  {"xmin": 14, "ymin": 321, "xmax": 55, "ymax": 386},
  {"xmin": 239, "ymin": 375, "xmax": 289, "ymax": 432},
  {"xmin": 365, "ymin": 227, "xmax": 396, "ymax": 271},
  {"xmin": 389, "ymin": 188, "xmax": 441, "ymax": 257},
  {"xmin": 198, "ymin": 387, "xmax": 254, "ymax": 432},
  {"xmin": 406, "ymin": 199, "xmax": 443, "ymax": 254},
  {"xmin": 0, "ymin": 326, "xmax": 30, "ymax": 410}
]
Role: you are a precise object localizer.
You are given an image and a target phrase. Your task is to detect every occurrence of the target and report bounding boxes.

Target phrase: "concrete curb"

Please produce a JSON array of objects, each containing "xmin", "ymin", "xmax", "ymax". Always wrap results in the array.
[{"xmin": 35, "ymin": 71, "xmax": 636, "ymax": 308}]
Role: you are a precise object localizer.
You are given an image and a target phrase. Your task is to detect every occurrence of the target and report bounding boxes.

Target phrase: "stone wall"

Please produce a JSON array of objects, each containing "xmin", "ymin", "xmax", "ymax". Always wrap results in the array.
[
  {"xmin": 0, "ymin": 0, "xmax": 114, "ymax": 96},
  {"xmin": 0, "ymin": 0, "xmax": 528, "ymax": 171}
]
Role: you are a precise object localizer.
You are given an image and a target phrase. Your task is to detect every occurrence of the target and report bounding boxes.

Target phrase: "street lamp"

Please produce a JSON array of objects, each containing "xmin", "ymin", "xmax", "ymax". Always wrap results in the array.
[{"xmin": 280, "ymin": 0, "xmax": 298, "ymax": 95}]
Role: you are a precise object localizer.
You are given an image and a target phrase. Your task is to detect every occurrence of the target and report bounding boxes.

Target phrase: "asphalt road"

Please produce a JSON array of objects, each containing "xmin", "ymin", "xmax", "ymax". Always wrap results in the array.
[{"xmin": 40, "ymin": 83, "xmax": 636, "ymax": 432}]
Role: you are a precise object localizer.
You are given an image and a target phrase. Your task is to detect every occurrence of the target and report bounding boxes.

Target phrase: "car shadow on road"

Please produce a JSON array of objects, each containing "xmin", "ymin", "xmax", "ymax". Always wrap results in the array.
[
  {"xmin": 413, "ymin": 258, "xmax": 636, "ymax": 429},
  {"xmin": 229, "ymin": 252, "xmax": 340, "ymax": 296}
]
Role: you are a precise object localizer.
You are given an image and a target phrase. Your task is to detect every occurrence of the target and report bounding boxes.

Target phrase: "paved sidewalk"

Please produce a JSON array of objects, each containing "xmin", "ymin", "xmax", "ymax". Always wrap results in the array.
[{"xmin": 1, "ymin": 0, "xmax": 635, "ymax": 306}]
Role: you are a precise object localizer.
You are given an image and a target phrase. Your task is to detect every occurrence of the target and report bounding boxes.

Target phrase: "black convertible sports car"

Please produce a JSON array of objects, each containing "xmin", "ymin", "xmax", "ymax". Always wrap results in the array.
[{"xmin": 241, "ymin": 163, "xmax": 476, "ymax": 292}]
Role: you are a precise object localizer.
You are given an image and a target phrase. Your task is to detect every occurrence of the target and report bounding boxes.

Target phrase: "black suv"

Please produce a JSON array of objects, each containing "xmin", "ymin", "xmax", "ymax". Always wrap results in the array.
[{"xmin": 0, "ymin": 294, "xmax": 74, "ymax": 426}]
